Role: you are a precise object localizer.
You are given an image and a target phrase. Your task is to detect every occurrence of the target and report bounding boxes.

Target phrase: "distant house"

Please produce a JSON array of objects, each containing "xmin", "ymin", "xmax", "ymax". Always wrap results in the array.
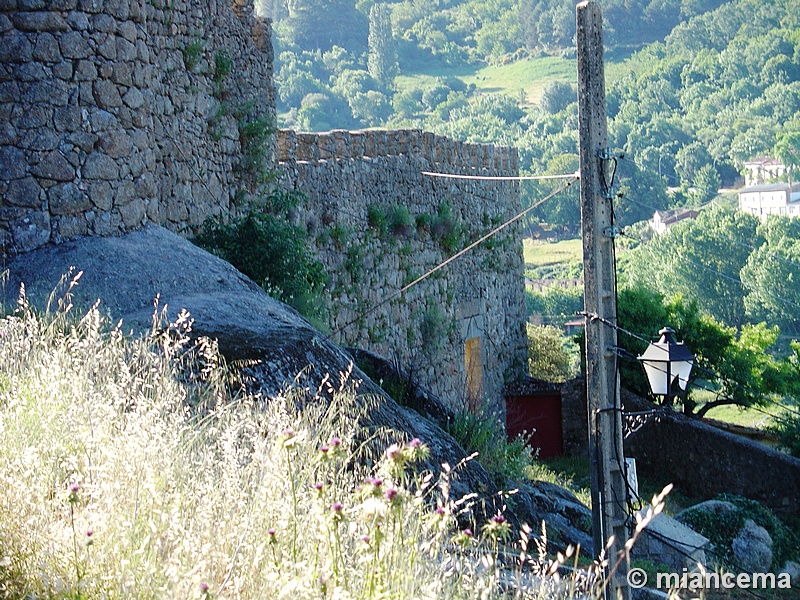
[
  {"xmin": 650, "ymin": 209, "xmax": 700, "ymax": 235},
  {"xmin": 743, "ymin": 156, "xmax": 786, "ymax": 187},
  {"xmin": 738, "ymin": 182, "xmax": 800, "ymax": 219}
]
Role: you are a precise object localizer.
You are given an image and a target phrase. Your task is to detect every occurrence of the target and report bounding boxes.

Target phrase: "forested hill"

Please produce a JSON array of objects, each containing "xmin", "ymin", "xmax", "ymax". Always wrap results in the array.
[
  {"xmin": 262, "ymin": 0, "xmax": 727, "ymax": 64},
  {"xmin": 608, "ymin": 0, "xmax": 800, "ymax": 191},
  {"xmin": 263, "ymin": 0, "xmax": 800, "ymax": 231}
]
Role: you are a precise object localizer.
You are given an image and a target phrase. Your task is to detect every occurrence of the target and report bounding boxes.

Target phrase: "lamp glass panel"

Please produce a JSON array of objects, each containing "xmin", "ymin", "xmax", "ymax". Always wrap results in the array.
[
  {"xmin": 642, "ymin": 361, "xmax": 669, "ymax": 396},
  {"xmin": 672, "ymin": 359, "xmax": 693, "ymax": 390}
]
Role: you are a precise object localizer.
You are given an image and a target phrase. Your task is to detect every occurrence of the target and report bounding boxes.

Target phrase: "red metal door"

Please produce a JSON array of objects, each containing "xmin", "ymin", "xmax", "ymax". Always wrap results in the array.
[{"xmin": 506, "ymin": 394, "xmax": 563, "ymax": 458}]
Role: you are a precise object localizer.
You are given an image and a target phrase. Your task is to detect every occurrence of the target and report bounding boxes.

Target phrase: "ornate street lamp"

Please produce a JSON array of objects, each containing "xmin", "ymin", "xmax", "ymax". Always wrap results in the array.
[{"xmin": 637, "ymin": 327, "xmax": 695, "ymax": 405}]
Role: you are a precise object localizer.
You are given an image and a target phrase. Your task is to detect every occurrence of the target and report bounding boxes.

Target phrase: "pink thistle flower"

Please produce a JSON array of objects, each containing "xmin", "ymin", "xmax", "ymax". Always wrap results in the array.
[{"xmin": 409, "ymin": 437, "xmax": 422, "ymax": 448}]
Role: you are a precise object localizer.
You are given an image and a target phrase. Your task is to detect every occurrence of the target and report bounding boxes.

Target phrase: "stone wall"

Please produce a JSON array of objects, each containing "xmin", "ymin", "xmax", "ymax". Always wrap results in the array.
[
  {"xmin": 561, "ymin": 378, "xmax": 800, "ymax": 518},
  {"xmin": 277, "ymin": 128, "xmax": 528, "ymax": 415},
  {"xmin": 0, "ymin": 0, "xmax": 275, "ymax": 255}
]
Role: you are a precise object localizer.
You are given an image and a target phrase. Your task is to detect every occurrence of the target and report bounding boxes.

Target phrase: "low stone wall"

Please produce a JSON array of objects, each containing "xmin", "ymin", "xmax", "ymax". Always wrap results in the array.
[
  {"xmin": 561, "ymin": 378, "xmax": 800, "ymax": 518},
  {"xmin": 277, "ymin": 128, "xmax": 528, "ymax": 415}
]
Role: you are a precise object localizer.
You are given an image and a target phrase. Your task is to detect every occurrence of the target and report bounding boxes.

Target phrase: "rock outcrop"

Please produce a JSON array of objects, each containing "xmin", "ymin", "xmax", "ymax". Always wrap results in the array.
[{"xmin": 3, "ymin": 224, "xmax": 592, "ymax": 551}]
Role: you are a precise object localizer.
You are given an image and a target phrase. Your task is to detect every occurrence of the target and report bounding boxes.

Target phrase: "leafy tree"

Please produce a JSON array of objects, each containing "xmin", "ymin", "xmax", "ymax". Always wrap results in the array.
[
  {"xmin": 297, "ymin": 92, "xmax": 354, "ymax": 131},
  {"xmin": 692, "ymin": 163, "xmax": 721, "ymax": 204},
  {"xmin": 526, "ymin": 324, "xmax": 579, "ymax": 383},
  {"xmin": 538, "ymin": 81, "xmax": 575, "ymax": 114},
  {"xmin": 622, "ymin": 205, "xmax": 761, "ymax": 327},
  {"xmin": 774, "ymin": 130, "xmax": 800, "ymax": 179},
  {"xmin": 740, "ymin": 216, "xmax": 800, "ymax": 335},
  {"xmin": 525, "ymin": 285, "xmax": 583, "ymax": 323},
  {"xmin": 368, "ymin": 3, "xmax": 398, "ymax": 85},
  {"xmin": 615, "ymin": 286, "xmax": 794, "ymax": 418}
]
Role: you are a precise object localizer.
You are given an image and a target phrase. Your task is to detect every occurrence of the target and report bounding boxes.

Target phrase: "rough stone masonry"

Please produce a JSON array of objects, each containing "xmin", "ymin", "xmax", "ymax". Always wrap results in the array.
[
  {"xmin": 0, "ymin": 0, "xmax": 527, "ymax": 415},
  {"xmin": 0, "ymin": 0, "xmax": 275, "ymax": 253}
]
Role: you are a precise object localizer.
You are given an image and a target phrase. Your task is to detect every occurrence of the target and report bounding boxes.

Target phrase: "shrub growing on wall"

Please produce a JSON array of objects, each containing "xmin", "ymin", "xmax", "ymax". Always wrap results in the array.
[{"xmin": 194, "ymin": 189, "xmax": 328, "ymax": 319}]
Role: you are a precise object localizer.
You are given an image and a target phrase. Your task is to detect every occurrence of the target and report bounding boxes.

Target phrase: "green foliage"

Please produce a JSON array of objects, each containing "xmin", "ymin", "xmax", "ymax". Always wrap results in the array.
[
  {"xmin": 213, "ymin": 50, "xmax": 233, "ymax": 83},
  {"xmin": 525, "ymin": 286, "xmax": 583, "ymax": 323},
  {"xmin": 768, "ymin": 404, "xmax": 800, "ymax": 459},
  {"xmin": 614, "ymin": 284, "xmax": 796, "ymax": 416},
  {"xmin": 678, "ymin": 495, "xmax": 800, "ymax": 570},
  {"xmin": 623, "ymin": 205, "xmax": 761, "ymax": 327},
  {"xmin": 367, "ymin": 3, "xmax": 398, "ymax": 85},
  {"xmin": 193, "ymin": 189, "xmax": 327, "ymax": 318},
  {"xmin": 237, "ymin": 115, "xmax": 276, "ymax": 183},
  {"xmin": 538, "ymin": 81, "xmax": 575, "ymax": 114},
  {"xmin": 526, "ymin": 324, "xmax": 579, "ymax": 383},
  {"xmin": 181, "ymin": 39, "xmax": 204, "ymax": 71},
  {"xmin": 430, "ymin": 202, "xmax": 464, "ymax": 254},
  {"xmin": 444, "ymin": 405, "xmax": 534, "ymax": 487},
  {"xmin": 419, "ymin": 306, "xmax": 449, "ymax": 355}
]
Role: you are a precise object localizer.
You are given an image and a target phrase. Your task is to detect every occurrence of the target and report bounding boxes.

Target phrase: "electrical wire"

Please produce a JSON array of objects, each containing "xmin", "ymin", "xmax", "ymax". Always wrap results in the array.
[
  {"xmin": 422, "ymin": 171, "xmax": 581, "ymax": 181},
  {"xmin": 326, "ymin": 176, "xmax": 579, "ymax": 341}
]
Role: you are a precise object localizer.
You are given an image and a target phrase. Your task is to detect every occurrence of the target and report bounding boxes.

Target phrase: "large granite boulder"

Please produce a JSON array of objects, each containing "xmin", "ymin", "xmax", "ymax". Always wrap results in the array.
[{"xmin": 3, "ymin": 225, "xmax": 592, "ymax": 550}]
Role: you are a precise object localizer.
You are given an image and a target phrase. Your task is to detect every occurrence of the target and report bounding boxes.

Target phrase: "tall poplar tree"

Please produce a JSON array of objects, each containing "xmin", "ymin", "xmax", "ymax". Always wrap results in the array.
[{"xmin": 368, "ymin": 3, "xmax": 397, "ymax": 86}]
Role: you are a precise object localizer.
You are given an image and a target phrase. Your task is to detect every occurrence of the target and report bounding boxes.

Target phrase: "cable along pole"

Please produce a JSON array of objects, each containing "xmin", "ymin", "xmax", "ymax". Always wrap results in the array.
[{"xmin": 576, "ymin": 2, "xmax": 630, "ymax": 600}]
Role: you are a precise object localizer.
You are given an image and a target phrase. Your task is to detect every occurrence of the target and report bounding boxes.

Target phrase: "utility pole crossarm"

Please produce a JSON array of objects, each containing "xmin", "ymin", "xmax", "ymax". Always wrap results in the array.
[{"xmin": 576, "ymin": 2, "xmax": 631, "ymax": 600}]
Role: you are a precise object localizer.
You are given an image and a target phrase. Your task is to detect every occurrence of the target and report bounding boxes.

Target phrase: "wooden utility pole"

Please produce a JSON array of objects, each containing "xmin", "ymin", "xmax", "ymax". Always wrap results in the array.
[{"xmin": 576, "ymin": 2, "xmax": 630, "ymax": 600}]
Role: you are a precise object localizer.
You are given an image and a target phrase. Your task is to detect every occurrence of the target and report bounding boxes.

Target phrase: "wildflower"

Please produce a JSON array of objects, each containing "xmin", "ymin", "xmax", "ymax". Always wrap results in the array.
[
  {"xmin": 329, "ymin": 436, "xmax": 341, "ymax": 448},
  {"xmin": 435, "ymin": 507, "xmax": 446, "ymax": 516},
  {"xmin": 68, "ymin": 483, "xmax": 80, "ymax": 504},
  {"xmin": 280, "ymin": 428, "xmax": 297, "ymax": 449},
  {"xmin": 407, "ymin": 437, "xmax": 430, "ymax": 463},
  {"xmin": 482, "ymin": 513, "xmax": 511, "ymax": 541},
  {"xmin": 384, "ymin": 487, "xmax": 402, "ymax": 508},
  {"xmin": 320, "ymin": 445, "xmax": 329, "ymax": 454},
  {"xmin": 268, "ymin": 528, "xmax": 277, "ymax": 544},
  {"xmin": 332, "ymin": 502, "xmax": 343, "ymax": 512},
  {"xmin": 453, "ymin": 528, "xmax": 474, "ymax": 547},
  {"xmin": 199, "ymin": 581, "xmax": 210, "ymax": 597},
  {"xmin": 385, "ymin": 443, "xmax": 402, "ymax": 461},
  {"xmin": 86, "ymin": 529, "xmax": 94, "ymax": 546}
]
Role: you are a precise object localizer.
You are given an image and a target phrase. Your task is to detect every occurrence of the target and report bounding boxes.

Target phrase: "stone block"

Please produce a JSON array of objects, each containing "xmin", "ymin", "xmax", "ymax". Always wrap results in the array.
[
  {"xmin": 0, "ymin": 123, "xmax": 15, "ymax": 145},
  {"xmin": 0, "ymin": 34, "xmax": 33, "ymax": 63},
  {"xmin": 104, "ymin": 0, "xmax": 129, "ymax": 19},
  {"xmin": 52, "ymin": 60, "xmax": 73, "ymax": 80},
  {"xmin": 55, "ymin": 213, "xmax": 89, "ymax": 238},
  {"xmin": 82, "ymin": 152, "xmax": 119, "ymax": 179},
  {"xmin": 17, "ymin": 0, "xmax": 46, "ymax": 9},
  {"xmin": 96, "ymin": 131, "xmax": 133, "ymax": 158},
  {"xmin": 111, "ymin": 61, "xmax": 131, "ymax": 85},
  {"xmin": 24, "ymin": 79, "xmax": 69, "ymax": 105},
  {"xmin": 66, "ymin": 131, "xmax": 97, "ymax": 152},
  {"xmin": 48, "ymin": 181, "xmax": 90, "ymax": 214},
  {"xmin": 117, "ymin": 19, "xmax": 136, "ymax": 42},
  {"xmin": 116, "ymin": 37, "xmax": 136, "ymax": 61},
  {"xmin": 60, "ymin": 32, "xmax": 92, "ymax": 60},
  {"xmin": 48, "ymin": 0, "xmax": 79, "ymax": 10},
  {"xmin": 16, "ymin": 105, "xmax": 52, "ymax": 130},
  {"xmin": 0, "ymin": 81, "xmax": 20, "ymax": 103},
  {"xmin": 0, "ymin": 146, "xmax": 27, "ymax": 179},
  {"xmin": 10, "ymin": 209, "xmax": 50, "ymax": 251},
  {"xmin": 96, "ymin": 35, "xmax": 117, "ymax": 59},
  {"xmin": 31, "ymin": 150, "xmax": 74, "ymax": 181},
  {"xmin": 15, "ymin": 61, "xmax": 47, "ymax": 82},
  {"xmin": 119, "ymin": 198, "xmax": 147, "ymax": 229},
  {"xmin": 65, "ymin": 10, "xmax": 89, "ymax": 29},
  {"xmin": 6, "ymin": 177, "xmax": 41, "ymax": 207},
  {"xmin": 88, "ymin": 179, "xmax": 112, "ymax": 209},
  {"xmin": 79, "ymin": 0, "xmax": 104, "ymax": 13},
  {"xmin": 53, "ymin": 106, "xmax": 82, "ymax": 132},
  {"xmin": 122, "ymin": 86, "xmax": 144, "ymax": 109},
  {"xmin": 11, "ymin": 11, "xmax": 68, "ymax": 32},
  {"xmin": 0, "ymin": 15, "xmax": 10, "ymax": 33},
  {"xmin": 74, "ymin": 60, "xmax": 97, "ymax": 81},
  {"xmin": 92, "ymin": 79, "xmax": 122, "ymax": 109},
  {"xmin": 32, "ymin": 32, "xmax": 60, "ymax": 62},
  {"xmin": 17, "ymin": 127, "xmax": 59, "ymax": 150},
  {"xmin": 91, "ymin": 13, "xmax": 115, "ymax": 32}
]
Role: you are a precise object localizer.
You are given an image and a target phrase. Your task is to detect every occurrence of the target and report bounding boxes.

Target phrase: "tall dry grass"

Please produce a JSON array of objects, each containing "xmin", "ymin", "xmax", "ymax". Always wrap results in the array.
[{"xmin": 0, "ymin": 277, "xmax": 661, "ymax": 599}]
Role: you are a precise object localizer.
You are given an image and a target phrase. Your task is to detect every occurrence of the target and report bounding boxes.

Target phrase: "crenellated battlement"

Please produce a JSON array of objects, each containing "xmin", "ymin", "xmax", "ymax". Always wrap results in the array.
[{"xmin": 277, "ymin": 129, "xmax": 518, "ymax": 174}]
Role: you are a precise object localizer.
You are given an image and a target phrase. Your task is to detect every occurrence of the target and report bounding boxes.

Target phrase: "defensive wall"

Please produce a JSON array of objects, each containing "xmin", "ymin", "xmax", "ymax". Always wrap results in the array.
[
  {"xmin": 0, "ymin": 0, "xmax": 528, "ymax": 415},
  {"xmin": 0, "ymin": 0, "xmax": 275, "ymax": 254},
  {"xmin": 277, "ymin": 128, "xmax": 528, "ymax": 414}
]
